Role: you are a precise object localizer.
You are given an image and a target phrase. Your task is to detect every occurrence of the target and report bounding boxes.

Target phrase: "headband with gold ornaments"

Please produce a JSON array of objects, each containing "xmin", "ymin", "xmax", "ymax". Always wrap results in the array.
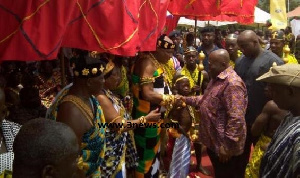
[
  {"xmin": 157, "ymin": 34, "xmax": 176, "ymax": 49},
  {"xmin": 184, "ymin": 46, "xmax": 197, "ymax": 54},
  {"xmin": 73, "ymin": 51, "xmax": 108, "ymax": 78}
]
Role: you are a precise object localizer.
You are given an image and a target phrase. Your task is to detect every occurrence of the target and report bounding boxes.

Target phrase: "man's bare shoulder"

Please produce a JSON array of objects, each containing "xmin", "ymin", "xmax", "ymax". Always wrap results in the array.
[{"xmin": 134, "ymin": 54, "xmax": 155, "ymax": 76}]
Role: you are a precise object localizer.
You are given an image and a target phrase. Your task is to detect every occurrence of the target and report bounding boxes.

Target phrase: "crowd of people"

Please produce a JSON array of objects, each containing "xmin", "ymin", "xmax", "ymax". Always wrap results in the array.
[{"xmin": 0, "ymin": 26, "xmax": 299, "ymax": 178}]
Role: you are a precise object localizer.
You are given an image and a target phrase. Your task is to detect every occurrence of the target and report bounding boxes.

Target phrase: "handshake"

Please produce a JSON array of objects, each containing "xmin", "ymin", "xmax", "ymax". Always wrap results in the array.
[{"xmin": 160, "ymin": 94, "xmax": 187, "ymax": 110}]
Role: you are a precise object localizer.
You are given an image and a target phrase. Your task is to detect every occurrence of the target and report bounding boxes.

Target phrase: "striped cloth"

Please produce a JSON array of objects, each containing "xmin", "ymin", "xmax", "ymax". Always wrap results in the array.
[
  {"xmin": 168, "ymin": 135, "xmax": 191, "ymax": 178},
  {"xmin": 260, "ymin": 114, "xmax": 300, "ymax": 178}
]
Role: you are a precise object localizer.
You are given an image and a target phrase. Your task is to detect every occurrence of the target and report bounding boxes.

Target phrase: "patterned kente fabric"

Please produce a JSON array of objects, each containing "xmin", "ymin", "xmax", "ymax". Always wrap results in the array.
[
  {"xmin": 46, "ymin": 85, "xmax": 106, "ymax": 177},
  {"xmin": 132, "ymin": 66, "xmax": 169, "ymax": 177},
  {"xmin": 245, "ymin": 134, "xmax": 271, "ymax": 178},
  {"xmin": 260, "ymin": 114, "xmax": 300, "ymax": 178},
  {"xmin": 100, "ymin": 89, "xmax": 138, "ymax": 178},
  {"xmin": 168, "ymin": 134, "xmax": 191, "ymax": 178}
]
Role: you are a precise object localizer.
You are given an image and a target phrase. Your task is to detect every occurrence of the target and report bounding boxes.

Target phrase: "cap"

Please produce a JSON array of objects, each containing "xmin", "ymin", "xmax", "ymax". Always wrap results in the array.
[
  {"xmin": 72, "ymin": 50, "xmax": 112, "ymax": 78},
  {"xmin": 201, "ymin": 26, "xmax": 215, "ymax": 34},
  {"xmin": 157, "ymin": 34, "xmax": 175, "ymax": 49},
  {"xmin": 271, "ymin": 30, "xmax": 285, "ymax": 40},
  {"xmin": 184, "ymin": 46, "xmax": 197, "ymax": 54},
  {"xmin": 256, "ymin": 64, "xmax": 300, "ymax": 87}
]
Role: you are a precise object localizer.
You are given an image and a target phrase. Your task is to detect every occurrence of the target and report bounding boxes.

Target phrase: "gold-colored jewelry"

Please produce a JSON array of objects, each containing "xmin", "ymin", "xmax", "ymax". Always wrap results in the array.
[
  {"xmin": 92, "ymin": 68, "xmax": 98, "ymax": 74},
  {"xmin": 139, "ymin": 116, "xmax": 146, "ymax": 124},
  {"xmin": 82, "ymin": 68, "xmax": 89, "ymax": 76},
  {"xmin": 175, "ymin": 76, "xmax": 189, "ymax": 85},
  {"xmin": 110, "ymin": 115, "xmax": 122, "ymax": 124},
  {"xmin": 140, "ymin": 76, "xmax": 155, "ymax": 85},
  {"xmin": 62, "ymin": 95, "xmax": 94, "ymax": 126},
  {"xmin": 99, "ymin": 65, "xmax": 105, "ymax": 72},
  {"xmin": 170, "ymin": 119, "xmax": 179, "ymax": 123},
  {"xmin": 118, "ymin": 119, "xmax": 126, "ymax": 134},
  {"xmin": 160, "ymin": 94, "xmax": 175, "ymax": 108},
  {"xmin": 149, "ymin": 53, "xmax": 172, "ymax": 87},
  {"xmin": 77, "ymin": 156, "xmax": 84, "ymax": 170}
]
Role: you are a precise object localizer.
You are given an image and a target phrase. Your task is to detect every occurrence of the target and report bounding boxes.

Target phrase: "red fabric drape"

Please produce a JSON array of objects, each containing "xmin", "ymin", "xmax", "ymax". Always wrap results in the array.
[
  {"xmin": 164, "ymin": 15, "xmax": 180, "ymax": 35},
  {"xmin": 0, "ymin": 0, "xmax": 77, "ymax": 61},
  {"xmin": 168, "ymin": 0, "xmax": 258, "ymax": 25},
  {"xmin": 138, "ymin": 0, "xmax": 170, "ymax": 51},
  {"xmin": 0, "ymin": 0, "xmax": 170, "ymax": 61},
  {"xmin": 62, "ymin": 0, "xmax": 140, "ymax": 56},
  {"xmin": 168, "ymin": 0, "xmax": 220, "ymax": 18}
]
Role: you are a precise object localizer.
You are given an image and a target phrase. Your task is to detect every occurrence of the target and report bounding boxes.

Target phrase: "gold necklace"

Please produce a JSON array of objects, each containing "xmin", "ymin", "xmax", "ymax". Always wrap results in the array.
[{"xmin": 149, "ymin": 53, "xmax": 171, "ymax": 87}]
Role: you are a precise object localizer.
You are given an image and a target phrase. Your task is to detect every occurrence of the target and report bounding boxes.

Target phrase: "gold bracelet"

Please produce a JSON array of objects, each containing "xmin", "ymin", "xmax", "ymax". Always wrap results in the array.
[
  {"xmin": 140, "ymin": 77, "xmax": 155, "ymax": 85},
  {"xmin": 139, "ymin": 116, "xmax": 146, "ymax": 124},
  {"xmin": 110, "ymin": 116, "xmax": 122, "ymax": 124},
  {"xmin": 159, "ymin": 94, "xmax": 175, "ymax": 108},
  {"xmin": 118, "ymin": 119, "xmax": 126, "ymax": 134}
]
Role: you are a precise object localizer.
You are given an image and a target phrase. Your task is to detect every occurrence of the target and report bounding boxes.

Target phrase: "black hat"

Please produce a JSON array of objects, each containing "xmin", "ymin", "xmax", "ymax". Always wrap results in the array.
[
  {"xmin": 157, "ymin": 34, "xmax": 176, "ymax": 49},
  {"xmin": 201, "ymin": 26, "xmax": 215, "ymax": 33},
  {"xmin": 72, "ymin": 50, "xmax": 112, "ymax": 78},
  {"xmin": 271, "ymin": 30, "xmax": 285, "ymax": 40}
]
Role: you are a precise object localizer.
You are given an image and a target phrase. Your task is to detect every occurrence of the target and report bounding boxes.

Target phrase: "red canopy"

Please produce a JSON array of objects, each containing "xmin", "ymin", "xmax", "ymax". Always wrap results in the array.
[
  {"xmin": 0, "ymin": 0, "xmax": 169, "ymax": 61},
  {"xmin": 168, "ymin": 0, "xmax": 258, "ymax": 25}
]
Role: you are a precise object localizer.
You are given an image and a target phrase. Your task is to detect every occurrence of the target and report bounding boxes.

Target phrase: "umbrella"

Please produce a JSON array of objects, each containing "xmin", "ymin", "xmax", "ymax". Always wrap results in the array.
[{"xmin": 287, "ymin": 6, "xmax": 300, "ymax": 17}]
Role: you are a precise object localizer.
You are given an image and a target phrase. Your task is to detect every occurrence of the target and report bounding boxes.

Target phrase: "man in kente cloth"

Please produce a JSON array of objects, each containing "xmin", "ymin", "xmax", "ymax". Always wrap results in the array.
[
  {"xmin": 132, "ymin": 34, "xmax": 181, "ymax": 177},
  {"xmin": 46, "ymin": 50, "xmax": 111, "ymax": 177}
]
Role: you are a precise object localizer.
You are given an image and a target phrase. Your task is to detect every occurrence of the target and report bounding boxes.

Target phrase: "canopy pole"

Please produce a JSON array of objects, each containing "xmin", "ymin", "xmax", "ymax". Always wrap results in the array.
[
  {"xmin": 59, "ymin": 48, "xmax": 66, "ymax": 87},
  {"xmin": 194, "ymin": 16, "xmax": 197, "ymax": 46}
]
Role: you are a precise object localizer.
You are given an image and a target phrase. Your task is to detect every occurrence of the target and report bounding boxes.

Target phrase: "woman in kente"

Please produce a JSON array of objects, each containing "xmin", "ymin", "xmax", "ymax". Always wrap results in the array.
[
  {"xmin": 96, "ymin": 59, "xmax": 161, "ymax": 178},
  {"xmin": 132, "ymin": 34, "xmax": 182, "ymax": 177},
  {"xmin": 46, "ymin": 50, "xmax": 109, "ymax": 177}
]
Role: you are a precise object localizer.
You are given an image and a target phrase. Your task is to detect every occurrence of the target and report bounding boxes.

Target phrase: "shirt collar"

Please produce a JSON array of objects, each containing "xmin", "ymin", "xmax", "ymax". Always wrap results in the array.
[{"xmin": 217, "ymin": 66, "xmax": 233, "ymax": 80}]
